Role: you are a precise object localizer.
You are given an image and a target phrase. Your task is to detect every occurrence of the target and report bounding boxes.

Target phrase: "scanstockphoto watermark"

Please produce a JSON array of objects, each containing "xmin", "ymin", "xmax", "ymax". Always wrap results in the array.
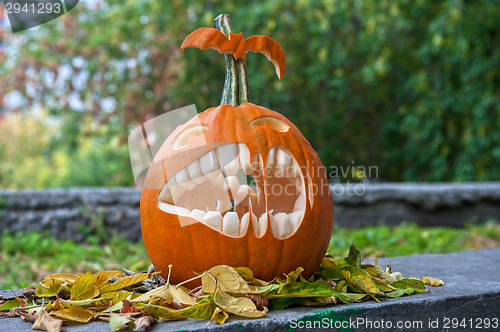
[
  {"xmin": 3, "ymin": 0, "xmax": 80, "ymax": 32},
  {"xmin": 289, "ymin": 317, "xmax": 425, "ymax": 330}
]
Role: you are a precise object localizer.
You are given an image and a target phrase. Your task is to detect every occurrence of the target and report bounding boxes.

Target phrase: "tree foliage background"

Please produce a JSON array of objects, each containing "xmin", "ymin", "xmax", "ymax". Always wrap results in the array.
[{"xmin": 1, "ymin": 0, "xmax": 499, "ymax": 188}]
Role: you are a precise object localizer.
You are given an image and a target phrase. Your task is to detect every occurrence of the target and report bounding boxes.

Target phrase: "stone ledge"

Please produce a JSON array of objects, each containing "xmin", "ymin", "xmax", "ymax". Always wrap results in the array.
[
  {"xmin": 1, "ymin": 183, "xmax": 499, "ymax": 241},
  {"xmin": 2, "ymin": 249, "xmax": 499, "ymax": 331}
]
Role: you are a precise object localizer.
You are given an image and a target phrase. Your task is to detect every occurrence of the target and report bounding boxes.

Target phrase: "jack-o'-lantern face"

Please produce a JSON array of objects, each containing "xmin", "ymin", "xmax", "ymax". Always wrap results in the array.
[
  {"xmin": 140, "ymin": 15, "xmax": 333, "ymax": 285},
  {"xmin": 141, "ymin": 103, "xmax": 333, "ymax": 284}
]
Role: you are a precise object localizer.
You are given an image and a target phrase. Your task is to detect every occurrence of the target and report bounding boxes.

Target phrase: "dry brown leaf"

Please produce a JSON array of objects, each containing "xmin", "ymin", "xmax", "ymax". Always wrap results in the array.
[
  {"xmin": 241, "ymin": 293, "xmax": 269, "ymax": 311},
  {"xmin": 32, "ymin": 310, "xmax": 63, "ymax": 332},
  {"xmin": 133, "ymin": 315, "xmax": 156, "ymax": 331}
]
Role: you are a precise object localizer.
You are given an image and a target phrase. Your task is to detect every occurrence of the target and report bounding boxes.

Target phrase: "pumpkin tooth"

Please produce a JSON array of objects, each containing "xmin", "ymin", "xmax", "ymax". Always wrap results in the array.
[
  {"xmin": 287, "ymin": 157, "xmax": 302, "ymax": 178},
  {"xmin": 240, "ymin": 211, "xmax": 254, "ymax": 236},
  {"xmin": 275, "ymin": 147, "xmax": 292, "ymax": 176},
  {"xmin": 222, "ymin": 212, "xmax": 240, "ymax": 237},
  {"xmin": 158, "ymin": 187, "xmax": 173, "ymax": 204},
  {"xmin": 200, "ymin": 150, "xmax": 220, "ymax": 179},
  {"xmin": 215, "ymin": 199, "xmax": 232, "ymax": 214},
  {"xmin": 288, "ymin": 210, "xmax": 304, "ymax": 232},
  {"xmin": 189, "ymin": 209, "xmax": 206, "ymax": 222},
  {"xmin": 203, "ymin": 211, "xmax": 223, "ymax": 231},
  {"xmin": 238, "ymin": 143, "xmax": 253, "ymax": 174},
  {"xmin": 274, "ymin": 213, "xmax": 292, "ymax": 239},
  {"xmin": 157, "ymin": 201, "xmax": 191, "ymax": 217},
  {"xmin": 257, "ymin": 213, "xmax": 270, "ymax": 238},
  {"xmin": 293, "ymin": 192, "xmax": 306, "ymax": 211},
  {"xmin": 175, "ymin": 168, "xmax": 196, "ymax": 190},
  {"xmin": 217, "ymin": 144, "xmax": 239, "ymax": 176},
  {"xmin": 186, "ymin": 159, "xmax": 205, "ymax": 184},
  {"xmin": 268, "ymin": 213, "xmax": 277, "ymax": 238},
  {"xmin": 266, "ymin": 147, "xmax": 276, "ymax": 173}
]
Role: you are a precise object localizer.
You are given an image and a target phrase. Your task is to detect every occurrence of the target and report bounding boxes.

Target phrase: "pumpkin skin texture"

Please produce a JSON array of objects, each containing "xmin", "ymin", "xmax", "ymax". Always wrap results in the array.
[{"xmin": 140, "ymin": 103, "xmax": 334, "ymax": 285}]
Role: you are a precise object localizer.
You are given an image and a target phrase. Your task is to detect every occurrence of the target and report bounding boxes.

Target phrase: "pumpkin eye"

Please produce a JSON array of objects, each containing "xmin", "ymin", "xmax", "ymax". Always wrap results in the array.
[
  {"xmin": 171, "ymin": 124, "xmax": 208, "ymax": 150},
  {"xmin": 249, "ymin": 117, "xmax": 289, "ymax": 132}
]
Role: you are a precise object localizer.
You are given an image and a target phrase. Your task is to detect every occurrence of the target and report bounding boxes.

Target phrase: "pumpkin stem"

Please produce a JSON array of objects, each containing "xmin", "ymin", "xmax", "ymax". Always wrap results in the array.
[{"xmin": 215, "ymin": 14, "xmax": 250, "ymax": 106}]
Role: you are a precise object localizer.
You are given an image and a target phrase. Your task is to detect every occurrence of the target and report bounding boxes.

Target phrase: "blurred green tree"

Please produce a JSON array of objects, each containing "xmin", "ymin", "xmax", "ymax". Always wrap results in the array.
[{"xmin": 1, "ymin": 0, "xmax": 499, "ymax": 186}]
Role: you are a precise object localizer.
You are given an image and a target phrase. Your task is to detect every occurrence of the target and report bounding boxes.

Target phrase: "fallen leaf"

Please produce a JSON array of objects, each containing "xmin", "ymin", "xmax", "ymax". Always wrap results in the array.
[
  {"xmin": 0, "ymin": 299, "xmax": 20, "ymax": 311},
  {"xmin": 234, "ymin": 267, "xmax": 269, "ymax": 286},
  {"xmin": 342, "ymin": 269, "xmax": 380, "ymax": 300},
  {"xmin": 332, "ymin": 291, "xmax": 367, "ymax": 303},
  {"xmin": 32, "ymin": 310, "xmax": 63, "ymax": 332},
  {"xmin": 134, "ymin": 315, "xmax": 155, "ymax": 331},
  {"xmin": 267, "ymin": 281, "xmax": 334, "ymax": 299},
  {"xmin": 71, "ymin": 272, "xmax": 99, "ymax": 300},
  {"xmin": 214, "ymin": 289, "xmax": 267, "ymax": 318},
  {"xmin": 210, "ymin": 307, "xmax": 229, "ymax": 324},
  {"xmin": 109, "ymin": 313, "xmax": 133, "ymax": 331},
  {"xmin": 50, "ymin": 306, "xmax": 94, "ymax": 323},
  {"xmin": 422, "ymin": 277, "xmax": 444, "ymax": 287},
  {"xmin": 346, "ymin": 241, "xmax": 362, "ymax": 268},
  {"xmin": 268, "ymin": 297, "xmax": 303, "ymax": 310},
  {"xmin": 299, "ymin": 296, "xmax": 337, "ymax": 306},
  {"xmin": 202, "ymin": 265, "xmax": 257, "ymax": 294},
  {"xmin": 137, "ymin": 304, "xmax": 186, "ymax": 320},
  {"xmin": 177, "ymin": 294, "xmax": 217, "ymax": 320},
  {"xmin": 241, "ymin": 293, "xmax": 269, "ymax": 310},
  {"xmin": 99, "ymin": 272, "xmax": 160, "ymax": 293}
]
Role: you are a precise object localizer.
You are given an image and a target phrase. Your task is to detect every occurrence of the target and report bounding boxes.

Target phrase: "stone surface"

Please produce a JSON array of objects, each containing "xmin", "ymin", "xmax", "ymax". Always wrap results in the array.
[
  {"xmin": 1, "ymin": 249, "xmax": 499, "ymax": 331},
  {"xmin": 1, "ymin": 183, "xmax": 499, "ymax": 242}
]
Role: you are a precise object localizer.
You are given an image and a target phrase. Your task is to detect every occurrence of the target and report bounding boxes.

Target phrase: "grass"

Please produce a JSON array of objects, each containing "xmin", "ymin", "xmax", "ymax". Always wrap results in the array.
[{"xmin": 1, "ymin": 220, "xmax": 499, "ymax": 290}]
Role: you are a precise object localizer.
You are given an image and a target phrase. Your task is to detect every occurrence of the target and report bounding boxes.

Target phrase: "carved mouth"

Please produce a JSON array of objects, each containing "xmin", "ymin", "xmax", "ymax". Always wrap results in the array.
[{"xmin": 157, "ymin": 143, "xmax": 306, "ymax": 239}]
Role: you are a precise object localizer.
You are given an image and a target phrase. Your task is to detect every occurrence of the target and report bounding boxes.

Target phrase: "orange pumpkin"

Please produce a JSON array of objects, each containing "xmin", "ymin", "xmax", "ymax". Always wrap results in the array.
[{"xmin": 140, "ymin": 15, "xmax": 333, "ymax": 285}]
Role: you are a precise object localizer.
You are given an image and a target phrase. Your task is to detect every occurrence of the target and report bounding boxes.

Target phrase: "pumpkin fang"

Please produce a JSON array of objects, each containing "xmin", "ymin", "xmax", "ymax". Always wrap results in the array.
[{"xmin": 156, "ymin": 143, "xmax": 306, "ymax": 239}]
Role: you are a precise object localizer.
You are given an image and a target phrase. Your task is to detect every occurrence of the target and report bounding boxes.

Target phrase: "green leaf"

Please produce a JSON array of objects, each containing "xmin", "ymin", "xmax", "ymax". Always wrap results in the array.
[
  {"xmin": 109, "ymin": 313, "xmax": 133, "ymax": 331},
  {"xmin": 401, "ymin": 279, "xmax": 428, "ymax": 294},
  {"xmin": 317, "ymin": 263, "xmax": 349, "ymax": 279},
  {"xmin": 342, "ymin": 269, "xmax": 380, "ymax": 301},
  {"xmin": 268, "ymin": 281, "xmax": 334, "ymax": 299},
  {"xmin": 268, "ymin": 297, "xmax": 303, "ymax": 310},
  {"xmin": 177, "ymin": 294, "xmax": 217, "ymax": 320},
  {"xmin": 276, "ymin": 267, "xmax": 304, "ymax": 293},
  {"xmin": 384, "ymin": 288, "xmax": 413, "ymax": 298},
  {"xmin": 134, "ymin": 303, "xmax": 184, "ymax": 320},
  {"xmin": 331, "ymin": 291, "xmax": 366, "ymax": 303},
  {"xmin": 0, "ymin": 299, "xmax": 20, "ymax": 311},
  {"xmin": 345, "ymin": 241, "xmax": 362, "ymax": 268}
]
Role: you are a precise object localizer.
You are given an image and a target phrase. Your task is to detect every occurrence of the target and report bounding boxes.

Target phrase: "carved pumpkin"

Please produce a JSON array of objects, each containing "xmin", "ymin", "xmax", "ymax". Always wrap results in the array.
[{"xmin": 140, "ymin": 15, "xmax": 334, "ymax": 285}]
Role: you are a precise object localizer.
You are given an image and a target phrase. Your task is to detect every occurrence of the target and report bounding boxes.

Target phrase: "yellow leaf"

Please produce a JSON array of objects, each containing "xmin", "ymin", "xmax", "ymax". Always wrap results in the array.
[
  {"xmin": 132, "ymin": 284, "xmax": 172, "ymax": 303},
  {"xmin": 41, "ymin": 274, "xmax": 81, "ymax": 285},
  {"xmin": 98, "ymin": 272, "xmax": 160, "ymax": 293},
  {"xmin": 36, "ymin": 279, "xmax": 63, "ymax": 298},
  {"xmin": 211, "ymin": 307, "xmax": 229, "ymax": 324},
  {"xmin": 214, "ymin": 289, "xmax": 267, "ymax": 318},
  {"xmin": 202, "ymin": 265, "xmax": 258, "ymax": 294},
  {"xmin": 93, "ymin": 271, "xmax": 122, "ymax": 287},
  {"xmin": 422, "ymin": 277, "xmax": 444, "ymax": 287},
  {"xmin": 71, "ymin": 272, "xmax": 99, "ymax": 300},
  {"xmin": 234, "ymin": 267, "xmax": 269, "ymax": 286},
  {"xmin": 50, "ymin": 307, "xmax": 93, "ymax": 323},
  {"xmin": 32, "ymin": 310, "xmax": 63, "ymax": 332}
]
